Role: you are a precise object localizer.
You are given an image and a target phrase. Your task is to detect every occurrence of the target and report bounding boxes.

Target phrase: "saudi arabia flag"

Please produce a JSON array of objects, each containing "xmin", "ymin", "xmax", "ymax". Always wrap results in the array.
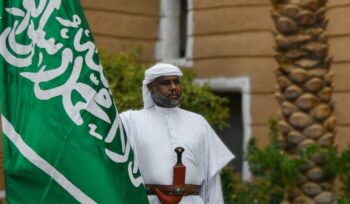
[{"xmin": 0, "ymin": 0, "xmax": 148, "ymax": 203}]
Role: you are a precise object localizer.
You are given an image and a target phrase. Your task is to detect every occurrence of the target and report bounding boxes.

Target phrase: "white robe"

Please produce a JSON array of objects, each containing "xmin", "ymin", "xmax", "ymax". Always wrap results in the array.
[{"xmin": 120, "ymin": 105, "xmax": 234, "ymax": 204}]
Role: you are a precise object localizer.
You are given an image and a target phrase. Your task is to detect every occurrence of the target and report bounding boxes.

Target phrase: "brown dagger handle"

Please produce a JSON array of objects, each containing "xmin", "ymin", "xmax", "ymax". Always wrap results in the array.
[
  {"xmin": 175, "ymin": 147, "xmax": 184, "ymax": 166},
  {"xmin": 173, "ymin": 147, "xmax": 185, "ymax": 185}
]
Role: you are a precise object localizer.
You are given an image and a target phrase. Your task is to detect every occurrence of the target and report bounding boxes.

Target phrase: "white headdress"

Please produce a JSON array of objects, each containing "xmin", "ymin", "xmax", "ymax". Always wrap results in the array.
[{"xmin": 142, "ymin": 63, "xmax": 183, "ymax": 108}]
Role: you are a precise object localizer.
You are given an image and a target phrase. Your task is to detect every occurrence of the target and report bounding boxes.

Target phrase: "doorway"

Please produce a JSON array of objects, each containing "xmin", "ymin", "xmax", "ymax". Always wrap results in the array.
[{"xmin": 214, "ymin": 92, "xmax": 243, "ymax": 174}]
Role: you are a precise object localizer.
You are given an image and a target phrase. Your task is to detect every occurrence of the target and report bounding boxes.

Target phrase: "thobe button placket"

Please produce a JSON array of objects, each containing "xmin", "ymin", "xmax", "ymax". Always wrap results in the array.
[{"xmin": 166, "ymin": 114, "xmax": 177, "ymax": 162}]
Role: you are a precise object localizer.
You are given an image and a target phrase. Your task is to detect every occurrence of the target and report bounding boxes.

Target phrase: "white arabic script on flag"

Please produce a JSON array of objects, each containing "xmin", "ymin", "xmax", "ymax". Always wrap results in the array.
[{"xmin": 0, "ymin": 0, "xmax": 143, "ymax": 187}]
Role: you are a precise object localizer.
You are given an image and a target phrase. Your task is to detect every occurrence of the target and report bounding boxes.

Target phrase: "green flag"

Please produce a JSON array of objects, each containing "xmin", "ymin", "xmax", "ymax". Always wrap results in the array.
[{"xmin": 0, "ymin": 0, "xmax": 148, "ymax": 203}]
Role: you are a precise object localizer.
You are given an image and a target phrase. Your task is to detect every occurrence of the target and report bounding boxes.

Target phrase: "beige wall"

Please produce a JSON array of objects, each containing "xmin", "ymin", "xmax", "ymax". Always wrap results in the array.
[
  {"xmin": 191, "ymin": 0, "xmax": 277, "ymax": 144},
  {"xmin": 328, "ymin": 1, "xmax": 350, "ymax": 150},
  {"xmin": 80, "ymin": 0, "xmax": 160, "ymax": 61}
]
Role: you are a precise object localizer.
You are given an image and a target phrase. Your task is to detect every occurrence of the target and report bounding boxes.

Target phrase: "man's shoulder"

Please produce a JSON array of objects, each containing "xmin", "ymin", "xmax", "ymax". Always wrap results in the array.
[
  {"xmin": 178, "ymin": 108, "xmax": 206, "ymax": 121},
  {"xmin": 120, "ymin": 109, "xmax": 145, "ymax": 117}
]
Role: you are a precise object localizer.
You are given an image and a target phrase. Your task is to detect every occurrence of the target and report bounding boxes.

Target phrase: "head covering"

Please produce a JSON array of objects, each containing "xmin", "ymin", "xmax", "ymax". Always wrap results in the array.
[{"xmin": 142, "ymin": 63, "xmax": 183, "ymax": 108}]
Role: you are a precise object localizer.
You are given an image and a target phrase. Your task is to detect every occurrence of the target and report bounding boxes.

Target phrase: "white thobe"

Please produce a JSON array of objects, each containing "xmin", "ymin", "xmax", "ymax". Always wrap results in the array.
[{"xmin": 120, "ymin": 106, "xmax": 234, "ymax": 204}]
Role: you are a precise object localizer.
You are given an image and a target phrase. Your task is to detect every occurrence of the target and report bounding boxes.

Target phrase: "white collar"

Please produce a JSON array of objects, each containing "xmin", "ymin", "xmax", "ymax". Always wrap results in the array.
[{"xmin": 154, "ymin": 105, "xmax": 179, "ymax": 114}]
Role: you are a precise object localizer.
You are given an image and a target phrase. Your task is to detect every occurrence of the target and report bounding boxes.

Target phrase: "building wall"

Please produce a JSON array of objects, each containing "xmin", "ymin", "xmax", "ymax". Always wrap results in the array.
[
  {"xmin": 328, "ymin": 0, "xmax": 350, "ymax": 150},
  {"xmin": 191, "ymin": 0, "xmax": 276, "ymax": 146},
  {"xmin": 80, "ymin": 0, "xmax": 160, "ymax": 61}
]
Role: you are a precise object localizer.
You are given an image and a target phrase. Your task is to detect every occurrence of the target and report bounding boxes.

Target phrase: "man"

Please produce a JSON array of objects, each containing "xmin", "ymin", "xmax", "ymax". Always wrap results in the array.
[{"xmin": 120, "ymin": 63, "xmax": 234, "ymax": 204}]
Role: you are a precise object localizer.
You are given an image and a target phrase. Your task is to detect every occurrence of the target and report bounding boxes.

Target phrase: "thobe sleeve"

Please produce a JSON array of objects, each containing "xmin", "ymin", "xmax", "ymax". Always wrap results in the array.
[
  {"xmin": 207, "ymin": 172, "xmax": 224, "ymax": 203},
  {"xmin": 119, "ymin": 111, "xmax": 135, "ymax": 148},
  {"xmin": 119, "ymin": 111, "xmax": 129, "ymax": 134},
  {"xmin": 203, "ymin": 119, "xmax": 234, "ymax": 203}
]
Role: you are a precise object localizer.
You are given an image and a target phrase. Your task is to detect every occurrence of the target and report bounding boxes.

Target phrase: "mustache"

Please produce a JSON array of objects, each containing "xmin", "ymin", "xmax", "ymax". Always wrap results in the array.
[{"xmin": 167, "ymin": 91, "xmax": 181, "ymax": 98}]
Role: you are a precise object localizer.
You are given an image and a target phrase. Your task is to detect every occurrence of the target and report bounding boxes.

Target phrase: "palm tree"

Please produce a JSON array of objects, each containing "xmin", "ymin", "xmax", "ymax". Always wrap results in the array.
[{"xmin": 271, "ymin": 0, "xmax": 336, "ymax": 203}]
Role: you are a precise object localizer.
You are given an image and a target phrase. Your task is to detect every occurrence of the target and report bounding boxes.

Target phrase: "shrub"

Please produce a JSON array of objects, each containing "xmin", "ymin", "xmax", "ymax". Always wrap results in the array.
[
  {"xmin": 222, "ymin": 119, "xmax": 350, "ymax": 203},
  {"xmin": 222, "ymin": 120, "xmax": 302, "ymax": 204}
]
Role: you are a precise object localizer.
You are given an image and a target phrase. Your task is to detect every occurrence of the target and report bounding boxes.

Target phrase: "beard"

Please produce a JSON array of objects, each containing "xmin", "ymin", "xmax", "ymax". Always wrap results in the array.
[{"xmin": 151, "ymin": 89, "xmax": 182, "ymax": 108}]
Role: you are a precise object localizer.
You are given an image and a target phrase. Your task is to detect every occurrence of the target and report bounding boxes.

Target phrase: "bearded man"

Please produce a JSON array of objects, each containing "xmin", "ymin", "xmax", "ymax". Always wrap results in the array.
[{"xmin": 120, "ymin": 63, "xmax": 234, "ymax": 204}]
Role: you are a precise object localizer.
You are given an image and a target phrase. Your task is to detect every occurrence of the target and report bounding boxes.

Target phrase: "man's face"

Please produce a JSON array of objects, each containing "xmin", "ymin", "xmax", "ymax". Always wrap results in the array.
[{"xmin": 148, "ymin": 75, "xmax": 182, "ymax": 108}]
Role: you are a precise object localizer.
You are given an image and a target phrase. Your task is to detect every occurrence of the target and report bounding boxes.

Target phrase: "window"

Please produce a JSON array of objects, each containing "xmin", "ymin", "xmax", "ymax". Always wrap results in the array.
[
  {"xmin": 214, "ymin": 92, "xmax": 244, "ymax": 174},
  {"xmin": 156, "ymin": 0, "xmax": 193, "ymax": 67},
  {"xmin": 179, "ymin": 0, "xmax": 188, "ymax": 58},
  {"xmin": 196, "ymin": 77, "xmax": 252, "ymax": 180}
]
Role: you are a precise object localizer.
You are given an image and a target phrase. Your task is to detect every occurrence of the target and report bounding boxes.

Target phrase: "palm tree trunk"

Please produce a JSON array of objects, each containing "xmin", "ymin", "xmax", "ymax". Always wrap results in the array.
[{"xmin": 271, "ymin": 0, "xmax": 336, "ymax": 203}]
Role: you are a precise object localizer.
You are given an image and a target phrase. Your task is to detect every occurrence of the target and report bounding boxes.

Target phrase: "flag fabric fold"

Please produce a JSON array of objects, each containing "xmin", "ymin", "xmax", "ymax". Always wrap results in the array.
[{"xmin": 0, "ymin": 0, "xmax": 148, "ymax": 203}]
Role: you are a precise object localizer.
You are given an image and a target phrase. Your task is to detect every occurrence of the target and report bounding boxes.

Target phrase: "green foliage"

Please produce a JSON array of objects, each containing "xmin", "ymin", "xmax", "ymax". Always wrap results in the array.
[
  {"xmin": 322, "ymin": 146, "xmax": 350, "ymax": 202},
  {"xmin": 337, "ymin": 146, "xmax": 350, "ymax": 197},
  {"xmin": 247, "ymin": 120, "xmax": 301, "ymax": 185},
  {"xmin": 339, "ymin": 197, "xmax": 350, "ymax": 204},
  {"xmin": 101, "ymin": 49, "xmax": 145, "ymax": 111},
  {"xmin": 246, "ymin": 120, "xmax": 301, "ymax": 203},
  {"xmin": 222, "ymin": 120, "xmax": 302, "ymax": 204},
  {"xmin": 221, "ymin": 167, "xmax": 254, "ymax": 204},
  {"xmin": 299, "ymin": 144, "xmax": 338, "ymax": 181},
  {"xmin": 222, "ymin": 166, "xmax": 291, "ymax": 204},
  {"xmin": 101, "ymin": 50, "xmax": 230, "ymax": 128},
  {"xmin": 221, "ymin": 118, "xmax": 350, "ymax": 203}
]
